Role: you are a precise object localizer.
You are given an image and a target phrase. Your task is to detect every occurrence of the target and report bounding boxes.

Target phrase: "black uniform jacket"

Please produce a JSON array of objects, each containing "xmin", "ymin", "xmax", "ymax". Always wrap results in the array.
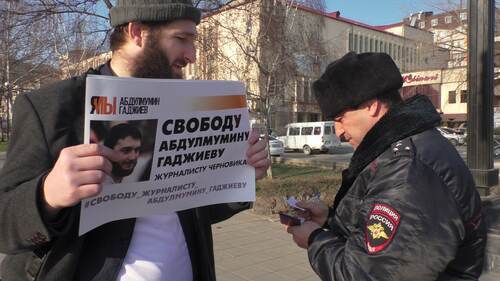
[
  {"xmin": 0, "ymin": 65, "xmax": 250, "ymax": 281},
  {"xmin": 308, "ymin": 95, "xmax": 486, "ymax": 281}
]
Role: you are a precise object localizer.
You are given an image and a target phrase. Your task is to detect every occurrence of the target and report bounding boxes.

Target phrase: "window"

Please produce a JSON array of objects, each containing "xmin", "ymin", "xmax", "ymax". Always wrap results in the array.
[
  {"xmin": 309, "ymin": 113, "xmax": 319, "ymax": 122},
  {"xmin": 359, "ymin": 35, "xmax": 364, "ymax": 52},
  {"xmin": 324, "ymin": 126, "xmax": 332, "ymax": 135},
  {"xmin": 431, "ymin": 18, "xmax": 438, "ymax": 27},
  {"xmin": 289, "ymin": 127, "xmax": 300, "ymax": 136},
  {"xmin": 370, "ymin": 38, "xmax": 374, "ymax": 51},
  {"xmin": 365, "ymin": 37, "xmax": 369, "ymax": 52},
  {"xmin": 296, "ymin": 80, "xmax": 302, "ymax": 101},
  {"xmin": 375, "ymin": 40, "xmax": 379, "ymax": 51},
  {"xmin": 445, "ymin": 16, "xmax": 452, "ymax": 24},
  {"xmin": 460, "ymin": 12, "xmax": 467, "ymax": 21},
  {"xmin": 449, "ymin": 91, "xmax": 456, "ymax": 103},
  {"xmin": 354, "ymin": 34, "xmax": 358, "ymax": 52},
  {"xmin": 301, "ymin": 127, "xmax": 313, "ymax": 135},
  {"xmin": 460, "ymin": 90, "xmax": 467, "ymax": 103},
  {"xmin": 303, "ymin": 79, "xmax": 310, "ymax": 102},
  {"xmin": 419, "ymin": 21, "xmax": 426, "ymax": 29},
  {"xmin": 313, "ymin": 127, "xmax": 321, "ymax": 135},
  {"xmin": 349, "ymin": 33, "xmax": 353, "ymax": 51}
]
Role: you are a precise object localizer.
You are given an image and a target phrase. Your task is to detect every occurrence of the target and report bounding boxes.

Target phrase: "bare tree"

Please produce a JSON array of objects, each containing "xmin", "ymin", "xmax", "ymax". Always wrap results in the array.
[
  {"xmin": 197, "ymin": 0, "xmax": 327, "ymax": 130},
  {"xmin": 415, "ymin": 0, "xmax": 500, "ymax": 68},
  {"xmin": 193, "ymin": 0, "xmax": 328, "ymax": 176},
  {"xmin": 1, "ymin": 0, "xmax": 325, "ymax": 143},
  {"xmin": 0, "ymin": 0, "xmax": 109, "ymax": 140}
]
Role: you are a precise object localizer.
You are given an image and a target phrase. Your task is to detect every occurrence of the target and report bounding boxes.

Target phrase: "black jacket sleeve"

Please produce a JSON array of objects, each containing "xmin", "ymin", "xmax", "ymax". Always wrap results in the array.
[
  {"xmin": 0, "ymin": 94, "xmax": 72, "ymax": 254},
  {"xmin": 206, "ymin": 202, "xmax": 252, "ymax": 225},
  {"xmin": 307, "ymin": 157, "xmax": 464, "ymax": 281}
]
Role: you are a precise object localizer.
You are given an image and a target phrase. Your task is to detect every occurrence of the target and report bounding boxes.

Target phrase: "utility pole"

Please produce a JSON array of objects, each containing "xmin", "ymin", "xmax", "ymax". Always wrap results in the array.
[{"xmin": 467, "ymin": 0, "xmax": 498, "ymax": 195}]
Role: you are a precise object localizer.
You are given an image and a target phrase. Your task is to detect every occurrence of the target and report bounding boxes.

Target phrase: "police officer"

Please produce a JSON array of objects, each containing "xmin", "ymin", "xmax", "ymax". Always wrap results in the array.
[{"xmin": 286, "ymin": 52, "xmax": 485, "ymax": 281}]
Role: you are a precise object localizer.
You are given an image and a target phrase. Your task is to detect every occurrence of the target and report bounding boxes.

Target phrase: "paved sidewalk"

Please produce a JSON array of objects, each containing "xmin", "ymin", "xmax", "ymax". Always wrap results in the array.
[
  {"xmin": 213, "ymin": 211, "xmax": 320, "ymax": 281},
  {"xmin": 213, "ymin": 210, "xmax": 500, "ymax": 281}
]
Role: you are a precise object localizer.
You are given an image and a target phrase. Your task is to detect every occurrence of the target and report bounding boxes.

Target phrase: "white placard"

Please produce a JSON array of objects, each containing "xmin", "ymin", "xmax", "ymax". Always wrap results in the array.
[{"xmin": 79, "ymin": 75, "xmax": 255, "ymax": 235}]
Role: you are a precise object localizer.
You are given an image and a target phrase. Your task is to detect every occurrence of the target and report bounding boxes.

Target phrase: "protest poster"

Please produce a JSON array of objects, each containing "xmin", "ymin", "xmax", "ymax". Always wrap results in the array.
[{"xmin": 80, "ymin": 75, "xmax": 255, "ymax": 235}]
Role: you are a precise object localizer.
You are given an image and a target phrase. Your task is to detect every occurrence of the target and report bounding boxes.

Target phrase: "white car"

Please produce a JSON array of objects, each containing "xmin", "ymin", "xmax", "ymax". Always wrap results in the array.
[
  {"xmin": 437, "ymin": 127, "xmax": 465, "ymax": 146},
  {"xmin": 261, "ymin": 136, "xmax": 285, "ymax": 156}
]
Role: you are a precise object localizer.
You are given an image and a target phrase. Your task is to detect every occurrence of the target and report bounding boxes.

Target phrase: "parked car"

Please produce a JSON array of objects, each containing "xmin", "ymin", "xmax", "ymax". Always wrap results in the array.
[
  {"xmin": 453, "ymin": 127, "xmax": 467, "ymax": 144},
  {"xmin": 495, "ymin": 144, "xmax": 500, "ymax": 159},
  {"xmin": 277, "ymin": 121, "xmax": 341, "ymax": 155},
  {"xmin": 261, "ymin": 135, "xmax": 284, "ymax": 156},
  {"xmin": 437, "ymin": 127, "xmax": 465, "ymax": 146}
]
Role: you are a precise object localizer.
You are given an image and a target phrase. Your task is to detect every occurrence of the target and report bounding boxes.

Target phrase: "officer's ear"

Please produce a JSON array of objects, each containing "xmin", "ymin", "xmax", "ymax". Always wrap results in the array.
[{"xmin": 363, "ymin": 99, "xmax": 378, "ymax": 117}]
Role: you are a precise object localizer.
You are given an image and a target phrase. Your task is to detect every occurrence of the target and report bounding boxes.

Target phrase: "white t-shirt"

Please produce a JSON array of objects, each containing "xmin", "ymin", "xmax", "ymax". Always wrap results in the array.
[{"xmin": 117, "ymin": 213, "xmax": 192, "ymax": 281}]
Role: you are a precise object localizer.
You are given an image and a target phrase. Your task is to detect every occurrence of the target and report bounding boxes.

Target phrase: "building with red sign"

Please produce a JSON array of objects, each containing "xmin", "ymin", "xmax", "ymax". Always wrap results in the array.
[{"xmin": 402, "ymin": 67, "xmax": 500, "ymax": 125}]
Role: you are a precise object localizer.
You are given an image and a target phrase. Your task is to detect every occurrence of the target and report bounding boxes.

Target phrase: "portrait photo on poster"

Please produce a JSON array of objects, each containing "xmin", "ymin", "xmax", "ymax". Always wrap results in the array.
[{"xmin": 90, "ymin": 119, "xmax": 158, "ymax": 184}]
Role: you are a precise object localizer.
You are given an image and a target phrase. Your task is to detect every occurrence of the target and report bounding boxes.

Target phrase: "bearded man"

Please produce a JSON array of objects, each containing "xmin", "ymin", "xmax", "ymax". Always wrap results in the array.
[{"xmin": 0, "ymin": 1, "xmax": 270, "ymax": 280}]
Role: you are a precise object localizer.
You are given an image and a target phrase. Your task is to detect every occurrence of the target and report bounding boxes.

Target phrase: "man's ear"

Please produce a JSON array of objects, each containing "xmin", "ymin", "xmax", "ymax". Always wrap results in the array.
[
  {"xmin": 127, "ymin": 22, "xmax": 146, "ymax": 48},
  {"xmin": 366, "ymin": 99, "xmax": 382, "ymax": 117}
]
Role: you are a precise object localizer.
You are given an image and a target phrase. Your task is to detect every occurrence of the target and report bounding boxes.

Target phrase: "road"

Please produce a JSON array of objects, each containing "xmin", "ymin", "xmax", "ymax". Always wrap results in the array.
[{"xmin": 278, "ymin": 142, "xmax": 468, "ymax": 165}]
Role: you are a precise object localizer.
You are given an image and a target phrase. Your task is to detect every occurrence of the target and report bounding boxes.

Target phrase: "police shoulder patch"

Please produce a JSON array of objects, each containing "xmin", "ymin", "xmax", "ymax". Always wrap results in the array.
[{"xmin": 365, "ymin": 203, "xmax": 401, "ymax": 254}]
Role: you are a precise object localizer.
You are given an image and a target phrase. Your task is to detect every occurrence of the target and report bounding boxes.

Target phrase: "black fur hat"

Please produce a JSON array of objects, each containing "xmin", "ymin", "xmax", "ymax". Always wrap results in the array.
[{"xmin": 313, "ymin": 52, "xmax": 403, "ymax": 119}]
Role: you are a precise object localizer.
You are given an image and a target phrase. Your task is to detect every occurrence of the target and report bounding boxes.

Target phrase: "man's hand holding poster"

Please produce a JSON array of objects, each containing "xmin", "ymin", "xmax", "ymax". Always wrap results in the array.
[{"xmin": 80, "ymin": 76, "xmax": 255, "ymax": 235}]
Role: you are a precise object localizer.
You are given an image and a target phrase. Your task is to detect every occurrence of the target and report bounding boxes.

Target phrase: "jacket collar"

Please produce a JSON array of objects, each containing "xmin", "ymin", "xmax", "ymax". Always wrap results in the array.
[
  {"xmin": 348, "ymin": 94, "xmax": 441, "ymax": 178},
  {"xmin": 332, "ymin": 94, "xmax": 441, "ymax": 210}
]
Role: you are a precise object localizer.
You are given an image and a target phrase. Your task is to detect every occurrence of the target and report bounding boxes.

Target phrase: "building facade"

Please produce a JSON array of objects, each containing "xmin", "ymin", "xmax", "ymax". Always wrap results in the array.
[
  {"xmin": 402, "ymin": 67, "xmax": 500, "ymax": 126},
  {"xmin": 188, "ymin": 0, "xmax": 448, "ymax": 134},
  {"xmin": 404, "ymin": 8, "xmax": 500, "ymax": 68}
]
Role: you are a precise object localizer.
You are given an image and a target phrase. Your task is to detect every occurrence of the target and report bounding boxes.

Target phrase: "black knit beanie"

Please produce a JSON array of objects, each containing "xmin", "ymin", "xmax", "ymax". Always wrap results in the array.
[{"xmin": 110, "ymin": 0, "xmax": 201, "ymax": 27}]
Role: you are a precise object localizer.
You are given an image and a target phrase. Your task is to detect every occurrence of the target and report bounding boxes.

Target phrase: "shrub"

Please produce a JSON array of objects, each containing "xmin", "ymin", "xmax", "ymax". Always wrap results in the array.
[{"xmin": 254, "ymin": 164, "xmax": 342, "ymax": 215}]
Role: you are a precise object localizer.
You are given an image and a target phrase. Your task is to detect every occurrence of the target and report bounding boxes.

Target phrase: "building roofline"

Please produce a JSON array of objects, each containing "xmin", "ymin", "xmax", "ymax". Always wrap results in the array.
[
  {"xmin": 202, "ymin": 1, "xmax": 418, "ymax": 40},
  {"xmin": 375, "ymin": 22, "xmax": 405, "ymax": 30},
  {"xmin": 293, "ymin": 4, "xmax": 410, "ymax": 39}
]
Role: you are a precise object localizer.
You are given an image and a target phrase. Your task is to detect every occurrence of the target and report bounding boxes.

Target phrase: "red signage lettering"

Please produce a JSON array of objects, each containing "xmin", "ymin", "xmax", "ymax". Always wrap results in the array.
[{"xmin": 402, "ymin": 73, "xmax": 439, "ymax": 84}]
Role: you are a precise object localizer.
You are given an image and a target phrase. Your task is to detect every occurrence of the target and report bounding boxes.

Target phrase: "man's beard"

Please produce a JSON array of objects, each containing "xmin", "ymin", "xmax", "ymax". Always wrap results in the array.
[
  {"xmin": 131, "ymin": 33, "xmax": 185, "ymax": 79},
  {"xmin": 112, "ymin": 160, "xmax": 137, "ymax": 178}
]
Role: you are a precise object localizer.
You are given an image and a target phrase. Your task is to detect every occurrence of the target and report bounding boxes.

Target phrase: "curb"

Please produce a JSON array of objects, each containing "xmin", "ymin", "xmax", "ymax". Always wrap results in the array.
[{"xmin": 272, "ymin": 156, "xmax": 349, "ymax": 170}]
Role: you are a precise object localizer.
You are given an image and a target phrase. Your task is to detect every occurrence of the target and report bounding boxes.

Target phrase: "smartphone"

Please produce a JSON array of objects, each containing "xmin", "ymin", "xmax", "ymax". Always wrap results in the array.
[{"xmin": 279, "ymin": 211, "xmax": 303, "ymax": 226}]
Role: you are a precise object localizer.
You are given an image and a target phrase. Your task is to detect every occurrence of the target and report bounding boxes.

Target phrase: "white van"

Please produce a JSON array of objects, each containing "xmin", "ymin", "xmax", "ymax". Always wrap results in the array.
[{"xmin": 277, "ymin": 121, "xmax": 341, "ymax": 154}]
